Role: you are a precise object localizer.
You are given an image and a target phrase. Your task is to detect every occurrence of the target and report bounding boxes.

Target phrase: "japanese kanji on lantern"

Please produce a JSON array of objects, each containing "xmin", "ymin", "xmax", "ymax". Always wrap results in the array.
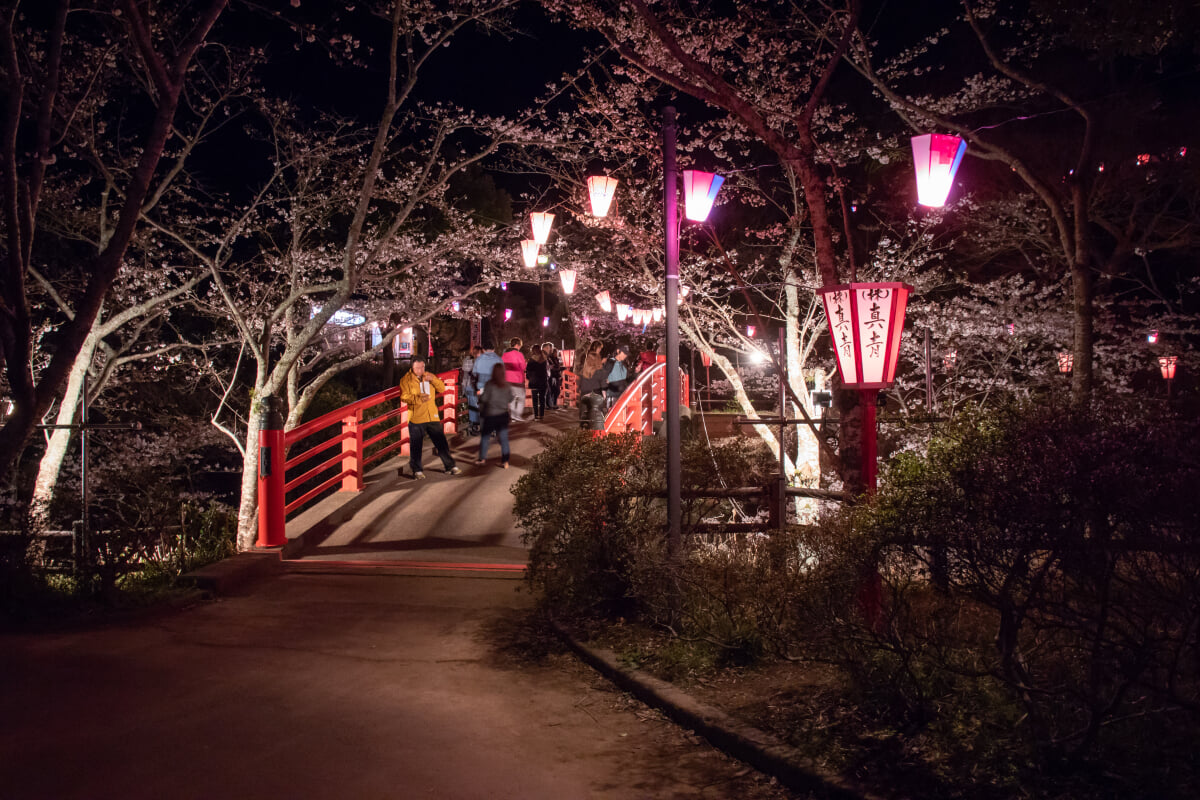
[
  {"xmin": 911, "ymin": 134, "xmax": 966, "ymax": 207},
  {"xmin": 818, "ymin": 282, "xmax": 913, "ymax": 389}
]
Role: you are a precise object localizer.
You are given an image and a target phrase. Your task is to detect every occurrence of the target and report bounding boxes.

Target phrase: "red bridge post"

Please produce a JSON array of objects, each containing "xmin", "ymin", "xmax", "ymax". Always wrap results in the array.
[{"xmin": 256, "ymin": 396, "xmax": 286, "ymax": 548}]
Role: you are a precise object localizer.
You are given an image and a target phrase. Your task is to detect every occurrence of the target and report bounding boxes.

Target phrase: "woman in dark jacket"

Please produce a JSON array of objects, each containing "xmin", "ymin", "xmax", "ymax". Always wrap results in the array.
[
  {"xmin": 525, "ymin": 350, "xmax": 550, "ymax": 420},
  {"xmin": 576, "ymin": 340, "xmax": 608, "ymax": 430}
]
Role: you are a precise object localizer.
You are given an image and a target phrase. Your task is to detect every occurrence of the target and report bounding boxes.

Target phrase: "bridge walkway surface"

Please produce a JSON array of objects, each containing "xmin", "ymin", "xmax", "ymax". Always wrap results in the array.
[{"xmin": 282, "ymin": 410, "xmax": 578, "ymax": 571}]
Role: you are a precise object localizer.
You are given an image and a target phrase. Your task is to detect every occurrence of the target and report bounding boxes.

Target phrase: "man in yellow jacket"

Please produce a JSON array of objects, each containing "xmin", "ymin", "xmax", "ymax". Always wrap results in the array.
[{"xmin": 399, "ymin": 358, "xmax": 460, "ymax": 479}]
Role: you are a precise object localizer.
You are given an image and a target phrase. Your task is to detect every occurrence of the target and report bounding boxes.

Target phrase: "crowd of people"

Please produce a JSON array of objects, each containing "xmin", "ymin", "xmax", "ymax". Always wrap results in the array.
[{"xmin": 404, "ymin": 337, "xmax": 657, "ymax": 475}]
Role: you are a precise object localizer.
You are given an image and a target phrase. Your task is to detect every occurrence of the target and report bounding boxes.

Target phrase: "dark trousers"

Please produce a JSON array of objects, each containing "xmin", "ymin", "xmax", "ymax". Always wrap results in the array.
[
  {"xmin": 530, "ymin": 387, "xmax": 547, "ymax": 418},
  {"xmin": 578, "ymin": 392, "xmax": 606, "ymax": 430},
  {"xmin": 408, "ymin": 421, "xmax": 455, "ymax": 472},
  {"xmin": 546, "ymin": 377, "xmax": 560, "ymax": 408}
]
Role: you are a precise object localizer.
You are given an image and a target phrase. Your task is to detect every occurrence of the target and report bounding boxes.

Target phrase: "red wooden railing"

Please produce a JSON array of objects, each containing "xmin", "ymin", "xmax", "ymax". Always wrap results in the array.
[
  {"xmin": 602, "ymin": 359, "xmax": 688, "ymax": 435},
  {"xmin": 258, "ymin": 371, "xmax": 458, "ymax": 546}
]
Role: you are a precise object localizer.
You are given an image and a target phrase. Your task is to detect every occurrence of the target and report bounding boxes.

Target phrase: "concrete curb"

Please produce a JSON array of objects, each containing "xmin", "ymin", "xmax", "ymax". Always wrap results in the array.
[
  {"xmin": 181, "ymin": 551, "xmax": 283, "ymax": 594},
  {"xmin": 553, "ymin": 622, "xmax": 884, "ymax": 800}
]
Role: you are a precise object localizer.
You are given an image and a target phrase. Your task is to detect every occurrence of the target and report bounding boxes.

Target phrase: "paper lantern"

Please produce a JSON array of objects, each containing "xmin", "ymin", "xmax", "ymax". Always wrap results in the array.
[
  {"xmin": 652, "ymin": 308, "xmax": 663, "ymax": 323},
  {"xmin": 542, "ymin": 316, "xmax": 549, "ymax": 327},
  {"xmin": 701, "ymin": 352, "xmax": 712, "ymax": 368},
  {"xmin": 451, "ymin": 301, "xmax": 460, "ymax": 313},
  {"xmin": 582, "ymin": 316, "xmax": 591, "ymax": 328},
  {"xmin": 586, "ymin": 175, "xmax": 618, "ymax": 217},
  {"xmin": 500, "ymin": 282, "xmax": 507, "ymax": 291},
  {"xmin": 1148, "ymin": 329, "xmax": 1159, "ymax": 344},
  {"xmin": 943, "ymin": 350, "xmax": 956, "ymax": 371},
  {"xmin": 595, "ymin": 291, "xmax": 612, "ymax": 313},
  {"xmin": 1058, "ymin": 352, "xmax": 1073, "ymax": 374},
  {"xmin": 1159, "ymin": 355, "xmax": 1178, "ymax": 380},
  {"xmin": 682, "ymin": 170, "xmax": 724, "ymax": 222},
  {"xmin": 559, "ymin": 268, "xmax": 576, "ymax": 294},
  {"xmin": 503, "ymin": 308, "xmax": 513, "ymax": 321},
  {"xmin": 530, "ymin": 212, "xmax": 555, "ymax": 245},
  {"xmin": 911, "ymin": 134, "xmax": 966, "ymax": 207},
  {"xmin": 818, "ymin": 282, "xmax": 914, "ymax": 389},
  {"xmin": 616, "ymin": 303, "xmax": 631, "ymax": 321},
  {"xmin": 520, "ymin": 239, "xmax": 539, "ymax": 268},
  {"xmin": 746, "ymin": 325, "xmax": 756, "ymax": 338},
  {"xmin": 560, "ymin": 348, "xmax": 575, "ymax": 368}
]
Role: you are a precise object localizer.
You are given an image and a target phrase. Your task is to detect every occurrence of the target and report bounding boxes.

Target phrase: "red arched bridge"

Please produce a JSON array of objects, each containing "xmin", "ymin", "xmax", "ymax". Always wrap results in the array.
[{"xmin": 255, "ymin": 359, "xmax": 688, "ymax": 572}]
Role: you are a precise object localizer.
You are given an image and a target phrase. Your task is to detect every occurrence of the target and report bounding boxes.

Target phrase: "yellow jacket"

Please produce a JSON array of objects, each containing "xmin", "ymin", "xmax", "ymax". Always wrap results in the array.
[{"xmin": 399, "ymin": 370, "xmax": 446, "ymax": 424}]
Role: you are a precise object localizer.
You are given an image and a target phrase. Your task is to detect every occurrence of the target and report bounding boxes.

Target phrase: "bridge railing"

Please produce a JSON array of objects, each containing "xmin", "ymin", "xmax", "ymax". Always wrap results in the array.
[
  {"xmin": 259, "ymin": 371, "xmax": 457, "ymax": 544},
  {"xmin": 602, "ymin": 360, "xmax": 688, "ymax": 435}
]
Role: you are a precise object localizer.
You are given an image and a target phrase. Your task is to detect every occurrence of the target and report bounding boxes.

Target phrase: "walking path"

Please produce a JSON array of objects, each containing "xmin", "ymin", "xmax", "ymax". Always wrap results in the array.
[{"xmin": 0, "ymin": 572, "xmax": 792, "ymax": 799}]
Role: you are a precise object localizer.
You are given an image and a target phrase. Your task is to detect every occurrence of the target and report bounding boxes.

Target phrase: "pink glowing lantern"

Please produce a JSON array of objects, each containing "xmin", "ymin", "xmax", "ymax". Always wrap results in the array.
[
  {"xmin": 520, "ymin": 239, "xmax": 539, "ymax": 268},
  {"xmin": 542, "ymin": 316, "xmax": 550, "ymax": 327},
  {"xmin": 1159, "ymin": 355, "xmax": 1178, "ymax": 380},
  {"xmin": 586, "ymin": 175, "xmax": 618, "ymax": 217},
  {"xmin": 682, "ymin": 170, "xmax": 724, "ymax": 222},
  {"xmin": 819, "ymin": 282, "xmax": 913, "ymax": 390},
  {"xmin": 652, "ymin": 308, "xmax": 663, "ymax": 323},
  {"xmin": 530, "ymin": 212, "xmax": 555, "ymax": 245},
  {"xmin": 911, "ymin": 134, "xmax": 967, "ymax": 207},
  {"xmin": 595, "ymin": 291, "xmax": 612, "ymax": 312},
  {"xmin": 582, "ymin": 316, "xmax": 591, "ymax": 328},
  {"xmin": 616, "ymin": 303, "xmax": 631, "ymax": 321},
  {"xmin": 943, "ymin": 350, "xmax": 957, "ymax": 371},
  {"xmin": 451, "ymin": 301, "xmax": 460, "ymax": 313},
  {"xmin": 701, "ymin": 352, "xmax": 712, "ymax": 368},
  {"xmin": 746, "ymin": 325, "xmax": 756, "ymax": 338},
  {"xmin": 1058, "ymin": 352, "xmax": 1073, "ymax": 374},
  {"xmin": 559, "ymin": 268, "xmax": 577, "ymax": 295},
  {"xmin": 503, "ymin": 308, "xmax": 513, "ymax": 321},
  {"xmin": 560, "ymin": 348, "xmax": 575, "ymax": 368},
  {"xmin": 1148, "ymin": 329, "xmax": 1159, "ymax": 344}
]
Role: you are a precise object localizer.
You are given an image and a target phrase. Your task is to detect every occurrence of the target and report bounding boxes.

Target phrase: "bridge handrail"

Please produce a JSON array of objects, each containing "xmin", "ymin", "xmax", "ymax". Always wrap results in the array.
[{"xmin": 279, "ymin": 370, "xmax": 458, "ymax": 518}]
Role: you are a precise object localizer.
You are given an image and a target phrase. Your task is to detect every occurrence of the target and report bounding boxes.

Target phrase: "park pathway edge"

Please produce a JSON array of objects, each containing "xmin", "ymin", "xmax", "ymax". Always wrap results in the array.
[{"xmin": 553, "ymin": 621, "xmax": 886, "ymax": 800}]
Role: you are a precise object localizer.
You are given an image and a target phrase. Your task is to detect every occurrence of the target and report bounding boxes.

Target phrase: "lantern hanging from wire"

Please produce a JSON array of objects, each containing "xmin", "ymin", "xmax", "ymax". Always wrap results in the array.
[
  {"xmin": 595, "ymin": 290, "xmax": 612, "ymax": 313},
  {"xmin": 520, "ymin": 239, "xmax": 539, "ymax": 268},
  {"xmin": 1159, "ymin": 355, "xmax": 1178, "ymax": 380},
  {"xmin": 586, "ymin": 175, "xmax": 618, "ymax": 217},
  {"xmin": 558, "ymin": 268, "xmax": 577, "ymax": 295},
  {"xmin": 451, "ymin": 301, "xmax": 460, "ymax": 313},
  {"xmin": 682, "ymin": 170, "xmax": 725, "ymax": 222},
  {"xmin": 911, "ymin": 134, "xmax": 967, "ymax": 207},
  {"xmin": 503, "ymin": 308, "xmax": 513, "ymax": 321},
  {"xmin": 616, "ymin": 303, "xmax": 631, "ymax": 321},
  {"xmin": 542, "ymin": 316, "xmax": 549, "ymax": 328},
  {"xmin": 582, "ymin": 316, "xmax": 591, "ymax": 328},
  {"xmin": 1148, "ymin": 329, "xmax": 1159, "ymax": 344},
  {"xmin": 943, "ymin": 349, "xmax": 956, "ymax": 371},
  {"xmin": 1058, "ymin": 352, "xmax": 1074, "ymax": 374},
  {"xmin": 652, "ymin": 308, "xmax": 663, "ymax": 323},
  {"xmin": 747, "ymin": 325, "xmax": 756, "ymax": 338},
  {"xmin": 530, "ymin": 212, "xmax": 555, "ymax": 245},
  {"xmin": 818, "ymin": 282, "xmax": 914, "ymax": 389}
]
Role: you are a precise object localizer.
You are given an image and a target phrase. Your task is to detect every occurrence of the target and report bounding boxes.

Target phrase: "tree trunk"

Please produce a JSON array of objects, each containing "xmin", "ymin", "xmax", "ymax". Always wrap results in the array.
[
  {"xmin": 235, "ymin": 400, "xmax": 263, "ymax": 551},
  {"xmin": 29, "ymin": 333, "xmax": 99, "ymax": 521},
  {"xmin": 835, "ymin": 384, "xmax": 867, "ymax": 497}
]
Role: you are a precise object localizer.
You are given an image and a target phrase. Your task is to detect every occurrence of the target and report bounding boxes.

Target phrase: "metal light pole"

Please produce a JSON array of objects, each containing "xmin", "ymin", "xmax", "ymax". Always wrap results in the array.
[{"xmin": 663, "ymin": 106, "xmax": 682, "ymax": 554}]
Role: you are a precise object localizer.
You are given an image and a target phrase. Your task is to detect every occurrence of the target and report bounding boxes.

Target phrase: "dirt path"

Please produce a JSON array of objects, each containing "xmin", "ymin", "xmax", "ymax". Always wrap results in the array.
[{"xmin": 0, "ymin": 573, "xmax": 801, "ymax": 799}]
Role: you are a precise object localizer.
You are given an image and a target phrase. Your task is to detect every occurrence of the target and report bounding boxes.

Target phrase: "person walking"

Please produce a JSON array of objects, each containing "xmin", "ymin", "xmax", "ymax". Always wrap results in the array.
[
  {"xmin": 398, "ymin": 358, "xmax": 460, "ymax": 479},
  {"xmin": 461, "ymin": 345, "xmax": 481, "ymax": 436},
  {"xmin": 477, "ymin": 363, "xmax": 518, "ymax": 468},
  {"xmin": 501, "ymin": 337, "xmax": 528, "ymax": 421},
  {"xmin": 472, "ymin": 341, "xmax": 502, "ymax": 407},
  {"xmin": 525, "ymin": 348, "xmax": 549, "ymax": 421},
  {"xmin": 542, "ymin": 342, "xmax": 562, "ymax": 410}
]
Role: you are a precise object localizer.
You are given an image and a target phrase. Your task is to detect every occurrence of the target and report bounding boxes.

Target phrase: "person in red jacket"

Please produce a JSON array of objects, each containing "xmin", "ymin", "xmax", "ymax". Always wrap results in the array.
[{"xmin": 501, "ymin": 337, "xmax": 527, "ymax": 421}]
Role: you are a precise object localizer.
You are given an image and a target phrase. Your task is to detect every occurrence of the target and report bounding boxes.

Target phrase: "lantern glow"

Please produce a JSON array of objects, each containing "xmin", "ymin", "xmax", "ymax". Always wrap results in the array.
[
  {"xmin": 1148, "ymin": 329, "xmax": 1159, "ymax": 344},
  {"xmin": 616, "ymin": 303, "xmax": 631, "ymax": 321},
  {"xmin": 652, "ymin": 308, "xmax": 663, "ymax": 323},
  {"xmin": 911, "ymin": 133, "xmax": 967, "ymax": 207},
  {"xmin": 504, "ymin": 308, "xmax": 513, "ymax": 321},
  {"xmin": 701, "ymin": 352, "xmax": 712, "ymax": 367},
  {"xmin": 818, "ymin": 282, "xmax": 913, "ymax": 389},
  {"xmin": 746, "ymin": 325, "xmax": 756, "ymax": 338},
  {"xmin": 1058, "ymin": 352, "xmax": 1074, "ymax": 374},
  {"xmin": 682, "ymin": 170, "xmax": 725, "ymax": 222},
  {"xmin": 1159, "ymin": 355, "xmax": 1178, "ymax": 380},
  {"xmin": 583, "ymin": 316, "xmax": 591, "ymax": 328},
  {"xmin": 542, "ymin": 316, "xmax": 549, "ymax": 327},
  {"xmin": 520, "ymin": 239, "xmax": 539, "ymax": 268},
  {"xmin": 530, "ymin": 212, "xmax": 555, "ymax": 245},
  {"xmin": 559, "ymin": 268, "xmax": 577, "ymax": 294},
  {"xmin": 595, "ymin": 291, "xmax": 612, "ymax": 312},
  {"xmin": 586, "ymin": 175, "xmax": 618, "ymax": 217},
  {"xmin": 451, "ymin": 301, "xmax": 460, "ymax": 313}
]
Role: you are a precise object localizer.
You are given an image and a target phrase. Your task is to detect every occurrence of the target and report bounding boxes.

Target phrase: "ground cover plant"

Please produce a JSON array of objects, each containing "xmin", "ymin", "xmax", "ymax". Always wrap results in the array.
[{"xmin": 514, "ymin": 401, "xmax": 1200, "ymax": 799}]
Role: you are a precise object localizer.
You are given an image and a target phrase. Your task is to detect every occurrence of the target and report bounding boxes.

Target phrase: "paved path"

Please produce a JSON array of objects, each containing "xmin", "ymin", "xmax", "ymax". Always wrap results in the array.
[
  {"xmin": 285, "ymin": 411, "xmax": 579, "ymax": 567},
  {"xmin": 1, "ymin": 573, "xmax": 792, "ymax": 799}
]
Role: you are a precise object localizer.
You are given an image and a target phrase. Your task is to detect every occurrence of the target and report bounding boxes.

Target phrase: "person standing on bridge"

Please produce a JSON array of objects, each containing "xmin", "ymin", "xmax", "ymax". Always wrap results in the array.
[
  {"xmin": 399, "ymin": 358, "xmax": 461, "ymax": 479},
  {"xmin": 501, "ymin": 337, "xmax": 528, "ymax": 422},
  {"xmin": 477, "ymin": 363, "xmax": 517, "ymax": 468}
]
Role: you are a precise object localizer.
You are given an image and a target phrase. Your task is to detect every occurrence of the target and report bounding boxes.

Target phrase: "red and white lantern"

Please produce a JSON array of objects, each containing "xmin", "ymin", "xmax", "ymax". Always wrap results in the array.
[
  {"xmin": 559, "ymin": 268, "xmax": 577, "ymax": 295},
  {"xmin": 586, "ymin": 175, "xmax": 618, "ymax": 217},
  {"xmin": 595, "ymin": 290, "xmax": 612, "ymax": 313},
  {"xmin": 1148, "ymin": 329, "xmax": 1159, "ymax": 344},
  {"xmin": 1058, "ymin": 352, "xmax": 1073, "ymax": 374},
  {"xmin": 1159, "ymin": 355, "xmax": 1178, "ymax": 380},
  {"xmin": 682, "ymin": 170, "xmax": 724, "ymax": 222},
  {"xmin": 520, "ymin": 239, "xmax": 539, "ymax": 268},
  {"xmin": 561, "ymin": 348, "xmax": 575, "ymax": 368},
  {"xmin": 911, "ymin": 134, "xmax": 966, "ymax": 207},
  {"xmin": 530, "ymin": 212, "xmax": 555, "ymax": 245},
  {"xmin": 819, "ymin": 282, "xmax": 913, "ymax": 389},
  {"xmin": 504, "ymin": 308, "xmax": 513, "ymax": 321},
  {"xmin": 746, "ymin": 325, "xmax": 756, "ymax": 338},
  {"xmin": 616, "ymin": 303, "xmax": 631, "ymax": 321}
]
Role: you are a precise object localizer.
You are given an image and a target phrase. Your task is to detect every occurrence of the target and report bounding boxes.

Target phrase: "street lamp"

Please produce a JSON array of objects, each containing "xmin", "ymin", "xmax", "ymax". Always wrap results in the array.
[
  {"xmin": 818, "ymin": 281, "xmax": 913, "ymax": 492},
  {"xmin": 664, "ymin": 107, "xmax": 724, "ymax": 551},
  {"xmin": 1159, "ymin": 355, "xmax": 1178, "ymax": 398}
]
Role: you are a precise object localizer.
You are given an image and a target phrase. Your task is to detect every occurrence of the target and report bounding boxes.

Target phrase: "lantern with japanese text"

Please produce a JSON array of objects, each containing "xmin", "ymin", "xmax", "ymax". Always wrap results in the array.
[
  {"xmin": 559, "ymin": 268, "xmax": 576, "ymax": 295},
  {"xmin": 586, "ymin": 175, "xmax": 618, "ymax": 217},
  {"xmin": 561, "ymin": 348, "xmax": 575, "ymax": 368},
  {"xmin": 682, "ymin": 170, "xmax": 724, "ymax": 222},
  {"xmin": 1159, "ymin": 355, "xmax": 1178, "ymax": 380},
  {"xmin": 1058, "ymin": 352, "xmax": 1073, "ymax": 374},
  {"xmin": 595, "ymin": 291, "xmax": 612, "ymax": 313},
  {"xmin": 911, "ymin": 134, "xmax": 966, "ymax": 207},
  {"xmin": 819, "ymin": 282, "xmax": 913, "ymax": 390},
  {"xmin": 520, "ymin": 239, "xmax": 539, "ymax": 268},
  {"xmin": 530, "ymin": 212, "xmax": 555, "ymax": 245}
]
